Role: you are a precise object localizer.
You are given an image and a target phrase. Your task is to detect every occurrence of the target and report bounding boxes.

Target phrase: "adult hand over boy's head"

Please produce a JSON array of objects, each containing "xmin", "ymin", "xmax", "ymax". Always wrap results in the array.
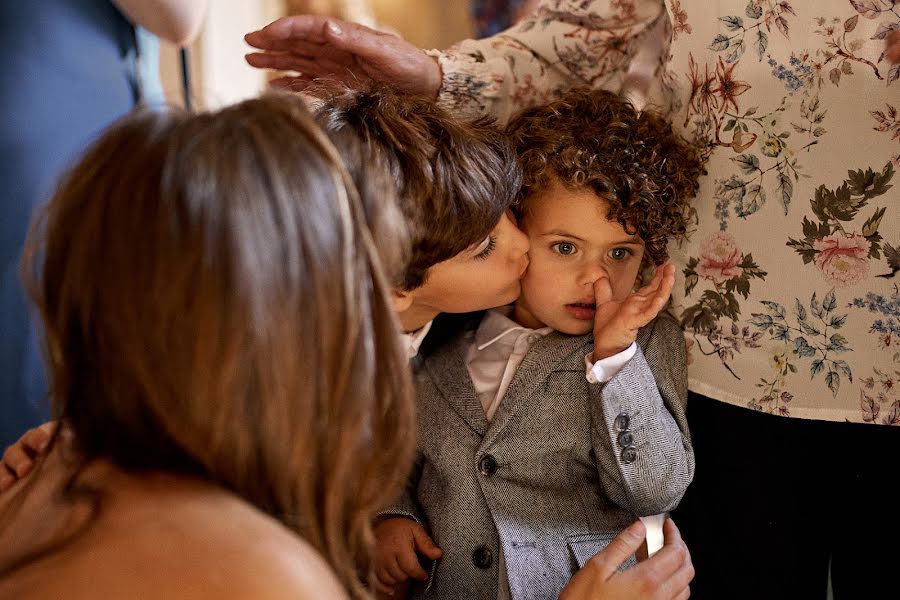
[
  {"xmin": 244, "ymin": 16, "xmax": 442, "ymax": 99},
  {"xmin": 592, "ymin": 264, "xmax": 675, "ymax": 361},
  {"xmin": 559, "ymin": 518, "xmax": 693, "ymax": 600}
]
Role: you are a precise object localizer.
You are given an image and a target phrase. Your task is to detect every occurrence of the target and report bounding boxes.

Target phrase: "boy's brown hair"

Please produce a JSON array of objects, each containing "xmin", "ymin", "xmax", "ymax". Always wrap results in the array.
[
  {"xmin": 316, "ymin": 86, "xmax": 522, "ymax": 290},
  {"xmin": 506, "ymin": 88, "xmax": 704, "ymax": 268}
]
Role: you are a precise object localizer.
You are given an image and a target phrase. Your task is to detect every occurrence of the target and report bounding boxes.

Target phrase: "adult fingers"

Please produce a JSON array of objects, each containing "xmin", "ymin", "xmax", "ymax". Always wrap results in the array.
[
  {"xmin": 662, "ymin": 518, "xmax": 684, "ymax": 548},
  {"xmin": 648, "ymin": 554, "xmax": 693, "ymax": 600},
  {"xmin": 33, "ymin": 421, "xmax": 58, "ymax": 443},
  {"xmin": 663, "ymin": 518, "xmax": 694, "ymax": 589},
  {"xmin": 245, "ymin": 37, "xmax": 360, "ymax": 67},
  {"xmin": 584, "ymin": 520, "xmax": 647, "ymax": 580},
  {"xmin": 249, "ymin": 17, "xmax": 399, "ymax": 64},
  {"xmin": 245, "ymin": 52, "xmax": 353, "ymax": 78},
  {"xmin": 634, "ymin": 521, "xmax": 692, "ymax": 598},
  {"xmin": 321, "ymin": 19, "xmax": 406, "ymax": 65},
  {"xmin": 245, "ymin": 51, "xmax": 307, "ymax": 71},
  {"xmin": 666, "ymin": 558, "xmax": 695, "ymax": 600},
  {"xmin": 2, "ymin": 421, "xmax": 57, "ymax": 482},
  {"xmin": 2, "ymin": 441, "xmax": 34, "ymax": 478},
  {"xmin": 244, "ymin": 15, "xmax": 334, "ymax": 48},
  {"xmin": 321, "ymin": 19, "xmax": 441, "ymax": 97},
  {"xmin": 0, "ymin": 466, "xmax": 15, "ymax": 492}
]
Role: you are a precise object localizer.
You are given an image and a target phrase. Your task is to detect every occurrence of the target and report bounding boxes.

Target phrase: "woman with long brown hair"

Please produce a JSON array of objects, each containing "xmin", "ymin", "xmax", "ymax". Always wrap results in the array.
[{"xmin": 0, "ymin": 92, "xmax": 414, "ymax": 599}]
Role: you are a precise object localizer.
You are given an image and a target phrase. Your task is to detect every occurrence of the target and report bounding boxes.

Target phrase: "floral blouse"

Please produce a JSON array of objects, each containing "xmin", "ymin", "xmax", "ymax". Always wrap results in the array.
[{"xmin": 433, "ymin": 0, "xmax": 900, "ymax": 425}]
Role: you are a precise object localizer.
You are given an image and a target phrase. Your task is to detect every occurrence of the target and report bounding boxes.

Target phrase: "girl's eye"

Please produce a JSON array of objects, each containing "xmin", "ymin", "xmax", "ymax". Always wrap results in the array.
[
  {"xmin": 475, "ymin": 236, "xmax": 497, "ymax": 260},
  {"xmin": 609, "ymin": 247, "xmax": 632, "ymax": 260},
  {"xmin": 552, "ymin": 242, "xmax": 577, "ymax": 256}
]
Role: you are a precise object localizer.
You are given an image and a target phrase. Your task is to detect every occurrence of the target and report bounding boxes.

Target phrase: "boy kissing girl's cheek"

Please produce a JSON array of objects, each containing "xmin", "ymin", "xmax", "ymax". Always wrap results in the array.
[{"xmin": 513, "ymin": 177, "xmax": 646, "ymax": 336}]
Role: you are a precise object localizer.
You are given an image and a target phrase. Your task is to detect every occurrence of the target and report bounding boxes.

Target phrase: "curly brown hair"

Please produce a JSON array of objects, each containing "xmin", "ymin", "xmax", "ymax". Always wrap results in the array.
[{"xmin": 505, "ymin": 88, "xmax": 704, "ymax": 268}]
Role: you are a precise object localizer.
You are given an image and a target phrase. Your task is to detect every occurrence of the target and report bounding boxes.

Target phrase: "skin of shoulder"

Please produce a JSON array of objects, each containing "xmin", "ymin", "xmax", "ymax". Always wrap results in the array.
[{"xmin": 0, "ymin": 447, "xmax": 347, "ymax": 600}]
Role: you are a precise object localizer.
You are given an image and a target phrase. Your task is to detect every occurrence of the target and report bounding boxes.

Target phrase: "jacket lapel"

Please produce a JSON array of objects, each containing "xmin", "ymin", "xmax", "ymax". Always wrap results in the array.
[
  {"xmin": 422, "ymin": 326, "xmax": 489, "ymax": 437},
  {"xmin": 481, "ymin": 332, "xmax": 591, "ymax": 449}
]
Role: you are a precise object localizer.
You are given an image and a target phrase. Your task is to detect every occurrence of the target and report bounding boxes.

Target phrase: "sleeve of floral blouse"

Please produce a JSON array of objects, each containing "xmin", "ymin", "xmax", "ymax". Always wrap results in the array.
[{"xmin": 433, "ymin": 0, "xmax": 669, "ymax": 123}]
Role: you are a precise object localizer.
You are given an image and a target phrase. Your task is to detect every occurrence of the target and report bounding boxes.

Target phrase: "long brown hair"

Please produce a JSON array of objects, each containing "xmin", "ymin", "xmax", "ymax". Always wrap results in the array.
[{"xmin": 13, "ymin": 93, "xmax": 414, "ymax": 598}]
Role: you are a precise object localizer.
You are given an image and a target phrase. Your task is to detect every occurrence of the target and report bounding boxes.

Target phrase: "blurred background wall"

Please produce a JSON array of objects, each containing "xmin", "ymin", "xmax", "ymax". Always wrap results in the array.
[{"xmin": 159, "ymin": 0, "xmax": 474, "ymax": 109}]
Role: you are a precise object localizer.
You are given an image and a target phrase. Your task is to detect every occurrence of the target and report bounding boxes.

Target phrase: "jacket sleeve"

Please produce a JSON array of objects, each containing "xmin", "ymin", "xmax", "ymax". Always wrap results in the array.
[
  {"xmin": 377, "ymin": 449, "xmax": 426, "ymax": 523},
  {"xmin": 588, "ymin": 313, "xmax": 694, "ymax": 515},
  {"xmin": 431, "ymin": 0, "xmax": 670, "ymax": 123}
]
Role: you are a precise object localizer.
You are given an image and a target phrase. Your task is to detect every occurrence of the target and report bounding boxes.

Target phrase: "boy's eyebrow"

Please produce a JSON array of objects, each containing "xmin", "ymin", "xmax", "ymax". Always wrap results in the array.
[{"xmin": 540, "ymin": 229, "xmax": 643, "ymax": 244}]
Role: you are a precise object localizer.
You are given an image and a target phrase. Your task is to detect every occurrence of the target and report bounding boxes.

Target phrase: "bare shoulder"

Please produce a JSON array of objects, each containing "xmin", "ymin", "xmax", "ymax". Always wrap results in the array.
[
  {"xmin": 0, "ymin": 461, "xmax": 347, "ymax": 600},
  {"xmin": 100, "ymin": 473, "xmax": 350, "ymax": 600}
]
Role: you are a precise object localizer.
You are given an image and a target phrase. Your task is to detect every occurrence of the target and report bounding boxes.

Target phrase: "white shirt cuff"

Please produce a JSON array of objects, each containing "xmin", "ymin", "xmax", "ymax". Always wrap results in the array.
[
  {"xmin": 584, "ymin": 342, "xmax": 638, "ymax": 384},
  {"xmin": 639, "ymin": 514, "xmax": 666, "ymax": 557}
]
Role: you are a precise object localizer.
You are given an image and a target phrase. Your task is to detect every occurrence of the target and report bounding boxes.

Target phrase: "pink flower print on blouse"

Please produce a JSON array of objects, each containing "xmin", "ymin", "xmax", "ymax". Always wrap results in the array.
[
  {"xmin": 697, "ymin": 232, "xmax": 743, "ymax": 282},
  {"xmin": 813, "ymin": 232, "xmax": 870, "ymax": 287}
]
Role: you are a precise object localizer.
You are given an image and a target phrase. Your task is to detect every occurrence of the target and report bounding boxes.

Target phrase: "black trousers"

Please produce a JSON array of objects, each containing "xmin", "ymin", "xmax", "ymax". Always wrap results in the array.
[{"xmin": 670, "ymin": 393, "xmax": 899, "ymax": 600}]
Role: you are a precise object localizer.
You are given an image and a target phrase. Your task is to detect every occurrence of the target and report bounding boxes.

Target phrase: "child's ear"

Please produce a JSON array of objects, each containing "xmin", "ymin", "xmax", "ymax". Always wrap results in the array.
[{"xmin": 392, "ymin": 288, "xmax": 414, "ymax": 314}]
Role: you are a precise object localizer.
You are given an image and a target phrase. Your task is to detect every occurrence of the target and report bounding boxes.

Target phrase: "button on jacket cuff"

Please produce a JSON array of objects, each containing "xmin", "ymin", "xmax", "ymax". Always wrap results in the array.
[{"xmin": 584, "ymin": 342, "xmax": 637, "ymax": 384}]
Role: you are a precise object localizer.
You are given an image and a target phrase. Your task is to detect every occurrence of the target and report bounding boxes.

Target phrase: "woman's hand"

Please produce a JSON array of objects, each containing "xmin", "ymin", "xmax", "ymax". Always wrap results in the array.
[
  {"xmin": 245, "ymin": 16, "xmax": 442, "ymax": 99},
  {"xmin": 559, "ymin": 519, "xmax": 694, "ymax": 600},
  {"xmin": 0, "ymin": 421, "xmax": 58, "ymax": 491}
]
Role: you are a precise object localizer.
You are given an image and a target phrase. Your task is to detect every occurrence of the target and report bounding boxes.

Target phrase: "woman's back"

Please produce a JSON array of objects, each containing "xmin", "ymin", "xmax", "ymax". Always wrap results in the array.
[
  {"xmin": 0, "ymin": 94, "xmax": 413, "ymax": 599},
  {"xmin": 0, "ymin": 442, "xmax": 346, "ymax": 600}
]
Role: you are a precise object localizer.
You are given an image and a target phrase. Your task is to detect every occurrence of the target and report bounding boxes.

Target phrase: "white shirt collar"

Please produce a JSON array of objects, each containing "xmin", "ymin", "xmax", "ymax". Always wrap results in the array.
[
  {"xmin": 402, "ymin": 319, "xmax": 434, "ymax": 359},
  {"xmin": 474, "ymin": 306, "xmax": 553, "ymax": 351}
]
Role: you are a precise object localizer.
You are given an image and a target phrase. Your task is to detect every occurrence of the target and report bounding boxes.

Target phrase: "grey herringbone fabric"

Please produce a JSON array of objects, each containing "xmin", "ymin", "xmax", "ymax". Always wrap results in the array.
[{"xmin": 387, "ymin": 313, "xmax": 694, "ymax": 600}]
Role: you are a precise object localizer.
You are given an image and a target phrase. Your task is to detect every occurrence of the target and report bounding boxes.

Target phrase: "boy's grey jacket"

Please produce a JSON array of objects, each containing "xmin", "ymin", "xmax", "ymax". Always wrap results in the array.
[{"xmin": 388, "ymin": 313, "xmax": 694, "ymax": 600}]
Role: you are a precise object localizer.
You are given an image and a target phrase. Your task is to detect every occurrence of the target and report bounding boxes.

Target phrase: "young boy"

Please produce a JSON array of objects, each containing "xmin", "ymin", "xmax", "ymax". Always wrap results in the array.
[
  {"xmin": 314, "ymin": 87, "xmax": 530, "ymax": 358},
  {"xmin": 373, "ymin": 88, "xmax": 704, "ymax": 600}
]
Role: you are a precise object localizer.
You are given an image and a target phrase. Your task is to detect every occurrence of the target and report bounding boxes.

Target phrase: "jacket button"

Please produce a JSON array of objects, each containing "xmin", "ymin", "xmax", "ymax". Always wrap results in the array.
[
  {"xmin": 621, "ymin": 446, "xmax": 637, "ymax": 464},
  {"xmin": 472, "ymin": 545, "xmax": 493, "ymax": 569},
  {"xmin": 617, "ymin": 431, "xmax": 634, "ymax": 447},
  {"xmin": 614, "ymin": 413, "xmax": 630, "ymax": 431},
  {"xmin": 478, "ymin": 454, "xmax": 498, "ymax": 476}
]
